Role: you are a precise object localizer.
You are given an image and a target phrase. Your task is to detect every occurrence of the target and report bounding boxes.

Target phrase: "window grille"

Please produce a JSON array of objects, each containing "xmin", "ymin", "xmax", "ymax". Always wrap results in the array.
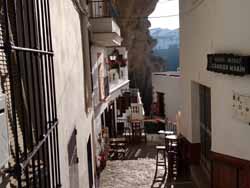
[{"xmin": 1, "ymin": 0, "xmax": 61, "ymax": 187}]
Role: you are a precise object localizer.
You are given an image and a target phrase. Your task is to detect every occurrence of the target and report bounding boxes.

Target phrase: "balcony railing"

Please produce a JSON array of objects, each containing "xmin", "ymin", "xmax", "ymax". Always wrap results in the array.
[{"xmin": 89, "ymin": 0, "xmax": 119, "ymax": 18}]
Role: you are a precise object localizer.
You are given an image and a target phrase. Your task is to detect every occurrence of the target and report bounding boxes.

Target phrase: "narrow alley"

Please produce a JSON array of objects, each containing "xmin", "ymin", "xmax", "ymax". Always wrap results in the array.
[
  {"xmin": 99, "ymin": 139, "xmax": 197, "ymax": 188},
  {"xmin": 0, "ymin": 0, "xmax": 250, "ymax": 188}
]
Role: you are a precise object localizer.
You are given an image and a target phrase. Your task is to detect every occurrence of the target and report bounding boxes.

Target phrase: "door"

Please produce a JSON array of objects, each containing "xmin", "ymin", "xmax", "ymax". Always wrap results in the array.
[
  {"xmin": 157, "ymin": 92, "xmax": 165, "ymax": 117},
  {"xmin": 199, "ymin": 85, "xmax": 212, "ymax": 174},
  {"xmin": 105, "ymin": 102, "xmax": 116, "ymax": 138}
]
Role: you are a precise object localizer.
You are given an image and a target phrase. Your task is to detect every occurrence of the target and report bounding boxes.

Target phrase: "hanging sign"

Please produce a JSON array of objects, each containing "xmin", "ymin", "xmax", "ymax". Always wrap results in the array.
[{"xmin": 207, "ymin": 54, "xmax": 250, "ymax": 76}]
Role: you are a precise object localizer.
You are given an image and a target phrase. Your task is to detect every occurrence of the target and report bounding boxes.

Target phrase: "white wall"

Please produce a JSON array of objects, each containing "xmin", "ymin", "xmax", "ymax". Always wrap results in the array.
[
  {"xmin": 152, "ymin": 72, "xmax": 181, "ymax": 121},
  {"xmin": 90, "ymin": 18, "xmax": 121, "ymax": 36},
  {"xmin": 180, "ymin": 0, "xmax": 250, "ymax": 161},
  {"xmin": 50, "ymin": 0, "xmax": 94, "ymax": 187}
]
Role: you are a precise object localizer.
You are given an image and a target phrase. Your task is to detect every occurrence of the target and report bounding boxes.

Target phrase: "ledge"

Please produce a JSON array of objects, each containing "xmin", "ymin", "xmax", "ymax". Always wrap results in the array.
[{"xmin": 109, "ymin": 80, "xmax": 130, "ymax": 94}]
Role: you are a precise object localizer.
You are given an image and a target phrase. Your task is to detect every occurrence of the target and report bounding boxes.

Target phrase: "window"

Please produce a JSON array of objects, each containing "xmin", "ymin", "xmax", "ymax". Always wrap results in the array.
[
  {"xmin": 1, "ymin": 0, "xmax": 61, "ymax": 187},
  {"xmin": 199, "ymin": 85, "xmax": 211, "ymax": 173}
]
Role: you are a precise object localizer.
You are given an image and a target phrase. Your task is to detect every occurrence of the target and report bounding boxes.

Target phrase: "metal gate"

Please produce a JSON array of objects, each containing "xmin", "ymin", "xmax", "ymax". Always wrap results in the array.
[{"xmin": 1, "ymin": 0, "xmax": 61, "ymax": 187}]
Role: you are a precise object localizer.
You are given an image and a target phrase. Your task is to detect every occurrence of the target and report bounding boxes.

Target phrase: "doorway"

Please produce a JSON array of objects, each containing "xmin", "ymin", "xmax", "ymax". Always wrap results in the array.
[
  {"xmin": 105, "ymin": 102, "xmax": 116, "ymax": 138},
  {"xmin": 157, "ymin": 92, "xmax": 165, "ymax": 117},
  {"xmin": 68, "ymin": 129, "xmax": 79, "ymax": 188},
  {"xmin": 87, "ymin": 136, "xmax": 93, "ymax": 188},
  {"xmin": 199, "ymin": 84, "xmax": 212, "ymax": 176}
]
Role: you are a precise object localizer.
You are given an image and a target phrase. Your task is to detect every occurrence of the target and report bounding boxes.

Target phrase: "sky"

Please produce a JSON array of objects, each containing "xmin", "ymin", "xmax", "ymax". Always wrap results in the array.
[{"xmin": 149, "ymin": 0, "xmax": 179, "ymax": 30}]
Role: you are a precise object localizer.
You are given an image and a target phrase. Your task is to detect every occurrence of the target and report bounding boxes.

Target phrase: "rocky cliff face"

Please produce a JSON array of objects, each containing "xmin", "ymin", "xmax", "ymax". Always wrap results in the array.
[{"xmin": 116, "ymin": 0, "xmax": 165, "ymax": 114}]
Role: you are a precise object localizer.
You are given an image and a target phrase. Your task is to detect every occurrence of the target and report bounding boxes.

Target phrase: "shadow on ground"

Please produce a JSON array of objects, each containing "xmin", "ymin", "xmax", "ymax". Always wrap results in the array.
[{"xmin": 123, "ymin": 137, "xmax": 197, "ymax": 188}]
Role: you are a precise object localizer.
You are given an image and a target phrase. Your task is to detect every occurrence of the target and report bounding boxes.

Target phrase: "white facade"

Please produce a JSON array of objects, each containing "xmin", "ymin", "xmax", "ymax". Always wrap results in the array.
[
  {"xmin": 152, "ymin": 72, "xmax": 181, "ymax": 121},
  {"xmin": 50, "ymin": 0, "xmax": 94, "ymax": 187},
  {"xmin": 91, "ymin": 45, "xmax": 129, "ymax": 161},
  {"xmin": 89, "ymin": 0, "xmax": 123, "ymax": 47},
  {"xmin": 180, "ymin": 0, "xmax": 250, "ymax": 161},
  {"xmin": 90, "ymin": 18, "xmax": 121, "ymax": 36}
]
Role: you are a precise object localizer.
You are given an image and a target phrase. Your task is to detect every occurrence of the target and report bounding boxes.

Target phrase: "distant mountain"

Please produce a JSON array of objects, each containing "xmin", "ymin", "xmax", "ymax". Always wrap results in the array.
[
  {"xmin": 153, "ymin": 45, "xmax": 179, "ymax": 71},
  {"xmin": 150, "ymin": 28, "xmax": 179, "ymax": 50},
  {"xmin": 150, "ymin": 28, "xmax": 179, "ymax": 71}
]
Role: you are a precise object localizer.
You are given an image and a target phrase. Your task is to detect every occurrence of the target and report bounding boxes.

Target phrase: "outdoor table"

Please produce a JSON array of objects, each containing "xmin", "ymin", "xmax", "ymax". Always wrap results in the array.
[
  {"xmin": 165, "ymin": 135, "xmax": 178, "ymax": 152},
  {"xmin": 109, "ymin": 138, "xmax": 126, "ymax": 143},
  {"xmin": 158, "ymin": 130, "xmax": 174, "ymax": 146},
  {"xmin": 158, "ymin": 130, "xmax": 174, "ymax": 135},
  {"xmin": 165, "ymin": 135, "xmax": 178, "ymax": 140}
]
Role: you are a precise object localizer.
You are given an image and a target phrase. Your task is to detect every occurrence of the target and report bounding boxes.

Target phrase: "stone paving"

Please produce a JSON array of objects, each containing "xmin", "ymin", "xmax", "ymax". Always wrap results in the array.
[
  {"xmin": 100, "ymin": 159, "xmax": 156, "ymax": 188},
  {"xmin": 100, "ymin": 136, "xmax": 197, "ymax": 188}
]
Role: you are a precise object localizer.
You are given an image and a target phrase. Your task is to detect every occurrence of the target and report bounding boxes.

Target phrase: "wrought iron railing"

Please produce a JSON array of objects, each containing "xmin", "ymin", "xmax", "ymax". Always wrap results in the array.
[
  {"xmin": 1, "ymin": 0, "xmax": 61, "ymax": 187},
  {"xmin": 88, "ymin": 0, "xmax": 119, "ymax": 18}
]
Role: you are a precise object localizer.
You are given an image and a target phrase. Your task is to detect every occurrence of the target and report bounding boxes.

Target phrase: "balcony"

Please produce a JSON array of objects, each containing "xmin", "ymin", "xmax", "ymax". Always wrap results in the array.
[
  {"xmin": 108, "ymin": 68, "xmax": 129, "ymax": 93},
  {"xmin": 106, "ymin": 48, "xmax": 129, "ymax": 93},
  {"xmin": 89, "ymin": 0, "xmax": 122, "ymax": 46}
]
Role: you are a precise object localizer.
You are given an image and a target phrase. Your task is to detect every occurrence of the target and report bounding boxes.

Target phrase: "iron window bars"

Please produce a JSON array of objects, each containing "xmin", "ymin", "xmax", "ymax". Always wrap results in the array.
[{"xmin": 1, "ymin": 0, "xmax": 61, "ymax": 187}]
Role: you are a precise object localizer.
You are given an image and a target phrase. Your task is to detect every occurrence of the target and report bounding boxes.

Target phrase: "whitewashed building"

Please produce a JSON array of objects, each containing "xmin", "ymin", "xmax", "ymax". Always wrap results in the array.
[
  {"xmin": 152, "ymin": 71, "xmax": 181, "ymax": 122},
  {"xmin": 88, "ymin": 0, "xmax": 130, "ymax": 178},
  {"xmin": 179, "ymin": 0, "xmax": 250, "ymax": 187}
]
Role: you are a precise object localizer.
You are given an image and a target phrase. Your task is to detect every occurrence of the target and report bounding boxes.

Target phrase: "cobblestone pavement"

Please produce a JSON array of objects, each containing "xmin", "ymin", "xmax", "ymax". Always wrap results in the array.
[{"xmin": 110, "ymin": 136, "xmax": 198, "ymax": 188}]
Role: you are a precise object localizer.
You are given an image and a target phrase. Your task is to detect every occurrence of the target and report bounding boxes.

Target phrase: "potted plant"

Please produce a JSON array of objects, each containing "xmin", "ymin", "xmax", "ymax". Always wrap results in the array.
[{"xmin": 119, "ymin": 59, "xmax": 127, "ymax": 67}]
